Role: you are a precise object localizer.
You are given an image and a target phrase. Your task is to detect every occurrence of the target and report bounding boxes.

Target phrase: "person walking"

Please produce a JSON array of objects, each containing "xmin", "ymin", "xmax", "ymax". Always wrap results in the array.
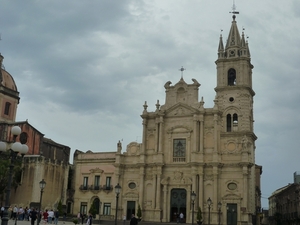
[
  {"xmin": 54, "ymin": 210, "xmax": 59, "ymax": 225},
  {"xmin": 123, "ymin": 215, "xmax": 126, "ymax": 225},
  {"xmin": 43, "ymin": 210, "xmax": 48, "ymax": 225},
  {"xmin": 47, "ymin": 209, "xmax": 54, "ymax": 224},
  {"xmin": 179, "ymin": 212, "xmax": 184, "ymax": 223},
  {"xmin": 30, "ymin": 208, "xmax": 38, "ymax": 225},
  {"xmin": 130, "ymin": 214, "xmax": 138, "ymax": 225}
]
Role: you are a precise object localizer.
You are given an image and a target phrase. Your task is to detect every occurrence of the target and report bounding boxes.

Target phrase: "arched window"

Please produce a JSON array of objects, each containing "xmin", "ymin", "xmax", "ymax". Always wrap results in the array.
[
  {"xmin": 226, "ymin": 113, "xmax": 238, "ymax": 132},
  {"xmin": 228, "ymin": 69, "xmax": 236, "ymax": 86},
  {"xmin": 4, "ymin": 102, "xmax": 11, "ymax": 115},
  {"xmin": 93, "ymin": 198, "xmax": 100, "ymax": 214},
  {"xmin": 227, "ymin": 114, "xmax": 232, "ymax": 132}
]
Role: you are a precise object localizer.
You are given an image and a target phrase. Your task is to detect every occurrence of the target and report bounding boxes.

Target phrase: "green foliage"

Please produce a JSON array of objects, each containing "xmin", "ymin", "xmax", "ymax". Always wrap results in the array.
[
  {"xmin": 0, "ymin": 152, "xmax": 23, "ymax": 197},
  {"xmin": 137, "ymin": 204, "xmax": 142, "ymax": 219},
  {"xmin": 72, "ymin": 219, "xmax": 78, "ymax": 224},
  {"xmin": 57, "ymin": 200, "xmax": 63, "ymax": 215},
  {"xmin": 88, "ymin": 202, "xmax": 97, "ymax": 217},
  {"xmin": 197, "ymin": 207, "xmax": 202, "ymax": 222}
]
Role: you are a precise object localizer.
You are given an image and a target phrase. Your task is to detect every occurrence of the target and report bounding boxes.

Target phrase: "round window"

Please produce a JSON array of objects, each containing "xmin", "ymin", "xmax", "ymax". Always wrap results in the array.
[
  {"xmin": 229, "ymin": 97, "xmax": 234, "ymax": 102},
  {"xmin": 227, "ymin": 182, "xmax": 237, "ymax": 190},
  {"xmin": 128, "ymin": 182, "xmax": 136, "ymax": 189}
]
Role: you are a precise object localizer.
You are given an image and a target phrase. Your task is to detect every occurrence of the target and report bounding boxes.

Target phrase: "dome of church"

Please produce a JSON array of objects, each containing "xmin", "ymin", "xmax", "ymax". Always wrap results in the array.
[{"xmin": 0, "ymin": 54, "xmax": 18, "ymax": 92}]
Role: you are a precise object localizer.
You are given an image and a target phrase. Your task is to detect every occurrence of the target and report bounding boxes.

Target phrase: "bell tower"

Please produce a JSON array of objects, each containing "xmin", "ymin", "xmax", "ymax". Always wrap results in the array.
[{"xmin": 215, "ymin": 14, "xmax": 255, "ymax": 134}]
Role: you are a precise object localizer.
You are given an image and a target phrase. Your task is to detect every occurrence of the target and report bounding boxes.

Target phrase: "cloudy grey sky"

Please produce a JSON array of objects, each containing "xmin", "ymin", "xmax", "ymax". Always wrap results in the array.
[{"xmin": 1, "ymin": 0, "xmax": 300, "ymax": 208}]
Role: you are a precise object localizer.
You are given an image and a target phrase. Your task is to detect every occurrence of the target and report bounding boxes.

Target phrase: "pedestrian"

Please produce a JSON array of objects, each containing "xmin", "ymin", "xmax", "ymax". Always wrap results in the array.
[
  {"xmin": 180, "ymin": 212, "xmax": 184, "ymax": 223},
  {"xmin": 12, "ymin": 205, "xmax": 18, "ymax": 220},
  {"xmin": 63, "ymin": 212, "xmax": 67, "ymax": 224},
  {"xmin": 86, "ymin": 214, "xmax": 92, "ymax": 225},
  {"xmin": 43, "ymin": 209, "xmax": 48, "ymax": 225},
  {"xmin": 48, "ymin": 209, "xmax": 54, "ymax": 224},
  {"xmin": 29, "ymin": 208, "xmax": 38, "ymax": 225},
  {"xmin": 130, "ymin": 214, "xmax": 138, "ymax": 225},
  {"xmin": 54, "ymin": 210, "xmax": 59, "ymax": 225},
  {"xmin": 123, "ymin": 215, "xmax": 126, "ymax": 225},
  {"xmin": 81, "ymin": 213, "xmax": 86, "ymax": 225},
  {"xmin": 0, "ymin": 206, "xmax": 4, "ymax": 218},
  {"xmin": 77, "ymin": 212, "xmax": 81, "ymax": 221},
  {"xmin": 18, "ymin": 207, "xmax": 24, "ymax": 220}
]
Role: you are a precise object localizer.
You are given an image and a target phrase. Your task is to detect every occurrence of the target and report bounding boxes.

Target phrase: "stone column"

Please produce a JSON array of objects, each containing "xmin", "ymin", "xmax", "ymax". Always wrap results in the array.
[
  {"xmin": 139, "ymin": 167, "xmax": 145, "ymax": 207},
  {"xmin": 142, "ymin": 118, "xmax": 147, "ymax": 153},
  {"xmin": 199, "ymin": 116, "xmax": 204, "ymax": 153},
  {"xmin": 158, "ymin": 117, "xmax": 164, "ymax": 152},
  {"xmin": 163, "ymin": 184, "xmax": 168, "ymax": 222},
  {"xmin": 156, "ymin": 167, "xmax": 162, "ymax": 209},
  {"xmin": 152, "ymin": 170, "xmax": 157, "ymax": 209},
  {"xmin": 155, "ymin": 119, "xmax": 159, "ymax": 152},
  {"xmin": 193, "ymin": 115, "xmax": 198, "ymax": 152}
]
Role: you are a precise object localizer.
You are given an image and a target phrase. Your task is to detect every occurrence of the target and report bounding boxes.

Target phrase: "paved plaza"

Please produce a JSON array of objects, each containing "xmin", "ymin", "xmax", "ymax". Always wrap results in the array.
[{"xmin": 6, "ymin": 219, "xmax": 179, "ymax": 225}]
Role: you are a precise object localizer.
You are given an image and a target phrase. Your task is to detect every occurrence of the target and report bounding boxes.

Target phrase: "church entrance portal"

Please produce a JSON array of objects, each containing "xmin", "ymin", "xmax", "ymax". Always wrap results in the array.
[
  {"xmin": 170, "ymin": 189, "xmax": 187, "ymax": 222},
  {"xmin": 126, "ymin": 201, "xmax": 136, "ymax": 220}
]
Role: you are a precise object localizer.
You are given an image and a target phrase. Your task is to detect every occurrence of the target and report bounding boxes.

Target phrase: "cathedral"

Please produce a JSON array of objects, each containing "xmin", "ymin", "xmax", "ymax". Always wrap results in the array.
[{"xmin": 71, "ymin": 14, "xmax": 262, "ymax": 225}]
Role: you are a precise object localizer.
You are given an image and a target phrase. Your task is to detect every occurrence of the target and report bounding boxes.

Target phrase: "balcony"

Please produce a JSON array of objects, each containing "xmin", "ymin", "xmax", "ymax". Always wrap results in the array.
[
  {"xmin": 173, "ymin": 157, "xmax": 185, "ymax": 162},
  {"xmin": 79, "ymin": 184, "xmax": 113, "ymax": 192},
  {"xmin": 79, "ymin": 185, "xmax": 89, "ymax": 191},
  {"xmin": 102, "ymin": 185, "xmax": 113, "ymax": 191}
]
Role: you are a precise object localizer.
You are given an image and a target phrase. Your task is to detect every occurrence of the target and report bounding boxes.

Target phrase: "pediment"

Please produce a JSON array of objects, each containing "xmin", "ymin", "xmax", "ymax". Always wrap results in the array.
[
  {"xmin": 165, "ymin": 103, "xmax": 199, "ymax": 117},
  {"xmin": 89, "ymin": 168, "xmax": 104, "ymax": 174},
  {"xmin": 223, "ymin": 193, "xmax": 242, "ymax": 200}
]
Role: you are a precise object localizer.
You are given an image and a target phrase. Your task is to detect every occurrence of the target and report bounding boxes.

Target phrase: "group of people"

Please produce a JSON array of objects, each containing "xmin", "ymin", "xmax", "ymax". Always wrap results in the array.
[
  {"xmin": 77, "ymin": 212, "xmax": 93, "ymax": 225},
  {"xmin": 0, "ymin": 206, "xmax": 64, "ymax": 225},
  {"xmin": 41, "ymin": 209, "xmax": 60, "ymax": 225},
  {"xmin": 176, "ymin": 212, "xmax": 184, "ymax": 223},
  {"xmin": 0, "ymin": 205, "xmax": 32, "ymax": 221}
]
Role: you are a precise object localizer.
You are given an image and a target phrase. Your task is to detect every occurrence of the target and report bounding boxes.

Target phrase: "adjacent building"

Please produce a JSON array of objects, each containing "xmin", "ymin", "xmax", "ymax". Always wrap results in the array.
[
  {"xmin": 0, "ymin": 53, "xmax": 70, "ymax": 210},
  {"xmin": 268, "ymin": 173, "xmax": 300, "ymax": 225}
]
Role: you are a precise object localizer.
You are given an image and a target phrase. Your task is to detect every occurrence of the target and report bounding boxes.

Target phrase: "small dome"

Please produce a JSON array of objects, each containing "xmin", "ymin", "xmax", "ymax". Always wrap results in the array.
[{"xmin": 0, "ymin": 54, "xmax": 18, "ymax": 92}]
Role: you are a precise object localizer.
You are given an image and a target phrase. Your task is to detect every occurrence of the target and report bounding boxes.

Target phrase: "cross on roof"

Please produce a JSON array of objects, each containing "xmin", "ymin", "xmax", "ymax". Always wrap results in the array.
[{"xmin": 179, "ymin": 66, "xmax": 186, "ymax": 78}]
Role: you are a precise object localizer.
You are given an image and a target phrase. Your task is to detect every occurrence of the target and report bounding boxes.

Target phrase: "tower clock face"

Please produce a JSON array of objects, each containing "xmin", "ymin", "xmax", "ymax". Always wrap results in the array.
[{"xmin": 173, "ymin": 139, "xmax": 186, "ymax": 157}]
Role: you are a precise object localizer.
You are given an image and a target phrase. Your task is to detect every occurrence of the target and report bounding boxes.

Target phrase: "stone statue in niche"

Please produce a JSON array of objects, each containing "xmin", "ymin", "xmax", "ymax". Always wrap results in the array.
[{"xmin": 117, "ymin": 140, "xmax": 122, "ymax": 153}]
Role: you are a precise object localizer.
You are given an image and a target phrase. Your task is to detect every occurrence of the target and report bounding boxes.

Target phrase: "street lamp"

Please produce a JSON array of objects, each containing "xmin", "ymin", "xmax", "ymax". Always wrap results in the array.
[
  {"xmin": 114, "ymin": 183, "xmax": 121, "ymax": 225},
  {"xmin": 218, "ymin": 202, "xmax": 222, "ymax": 225},
  {"xmin": 207, "ymin": 198, "xmax": 212, "ymax": 225},
  {"xmin": 0, "ymin": 126, "xmax": 28, "ymax": 225},
  {"xmin": 37, "ymin": 179, "xmax": 46, "ymax": 225},
  {"xmin": 191, "ymin": 191, "xmax": 196, "ymax": 225}
]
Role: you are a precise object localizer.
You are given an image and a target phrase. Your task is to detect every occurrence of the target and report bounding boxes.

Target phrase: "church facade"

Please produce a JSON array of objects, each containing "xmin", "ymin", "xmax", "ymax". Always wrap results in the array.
[{"xmin": 71, "ymin": 15, "xmax": 261, "ymax": 225}]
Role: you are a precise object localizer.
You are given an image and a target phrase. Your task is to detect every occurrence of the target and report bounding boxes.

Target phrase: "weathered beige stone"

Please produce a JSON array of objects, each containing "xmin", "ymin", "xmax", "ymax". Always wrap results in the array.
[{"xmin": 71, "ymin": 15, "xmax": 261, "ymax": 225}]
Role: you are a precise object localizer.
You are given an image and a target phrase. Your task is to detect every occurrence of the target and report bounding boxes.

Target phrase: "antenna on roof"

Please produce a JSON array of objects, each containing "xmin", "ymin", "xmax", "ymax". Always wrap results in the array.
[{"xmin": 229, "ymin": 0, "xmax": 239, "ymax": 15}]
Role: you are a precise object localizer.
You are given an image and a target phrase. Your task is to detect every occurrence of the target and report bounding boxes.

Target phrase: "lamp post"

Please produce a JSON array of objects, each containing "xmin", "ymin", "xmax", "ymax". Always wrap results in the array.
[
  {"xmin": 218, "ymin": 202, "xmax": 222, "ymax": 225},
  {"xmin": 114, "ymin": 183, "xmax": 121, "ymax": 225},
  {"xmin": 207, "ymin": 198, "xmax": 212, "ymax": 225},
  {"xmin": 37, "ymin": 179, "xmax": 46, "ymax": 225},
  {"xmin": 191, "ymin": 191, "xmax": 196, "ymax": 225},
  {"xmin": 0, "ymin": 126, "xmax": 29, "ymax": 225}
]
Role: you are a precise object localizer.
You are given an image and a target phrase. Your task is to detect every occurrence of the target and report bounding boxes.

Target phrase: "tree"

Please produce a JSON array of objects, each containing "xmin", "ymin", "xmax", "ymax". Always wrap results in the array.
[
  {"xmin": 197, "ymin": 207, "xmax": 202, "ymax": 225},
  {"xmin": 88, "ymin": 202, "xmax": 97, "ymax": 218},
  {"xmin": 57, "ymin": 199, "xmax": 63, "ymax": 215},
  {"xmin": 137, "ymin": 204, "xmax": 142, "ymax": 220},
  {"xmin": 0, "ymin": 153, "xmax": 23, "ymax": 200}
]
